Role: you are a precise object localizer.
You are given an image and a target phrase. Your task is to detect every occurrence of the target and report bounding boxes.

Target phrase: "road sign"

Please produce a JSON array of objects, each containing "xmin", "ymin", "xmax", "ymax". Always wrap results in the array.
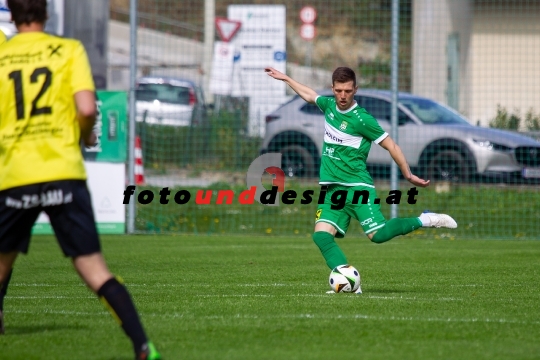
[
  {"xmin": 210, "ymin": 41, "xmax": 235, "ymax": 95},
  {"xmin": 215, "ymin": 17, "xmax": 242, "ymax": 42},
  {"xmin": 300, "ymin": 23, "xmax": 316, "ymax": 41},
  {"xmin": 299, "ymin": 6, "xmax": 317, "ymax": 24}
]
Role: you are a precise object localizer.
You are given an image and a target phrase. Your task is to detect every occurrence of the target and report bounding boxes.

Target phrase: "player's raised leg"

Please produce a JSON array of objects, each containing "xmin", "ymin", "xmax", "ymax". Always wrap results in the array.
[
  {"xmin": 367, "ymin": 213, "xmax": 457, "ymax": 243},
  {"xmin": 354, "ymin": 188, "xmax": 457, "ymax": 244}
]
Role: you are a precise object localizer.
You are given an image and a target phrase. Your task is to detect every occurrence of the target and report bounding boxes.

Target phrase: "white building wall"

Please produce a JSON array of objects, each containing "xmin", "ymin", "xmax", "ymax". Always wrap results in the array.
[
  {"xmin": 412, "ymin": 0, "xmax": 472, "ymax": 115},
  {"xmin": 470, "ymin": 3, "xmax": 540, "ymax": 126}
]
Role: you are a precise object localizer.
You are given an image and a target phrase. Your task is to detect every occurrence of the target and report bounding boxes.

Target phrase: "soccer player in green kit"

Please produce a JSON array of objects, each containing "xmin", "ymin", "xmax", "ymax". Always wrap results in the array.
[{"xmin": 264, "ymin": 66, "xmax": 457, "ymax": 292}]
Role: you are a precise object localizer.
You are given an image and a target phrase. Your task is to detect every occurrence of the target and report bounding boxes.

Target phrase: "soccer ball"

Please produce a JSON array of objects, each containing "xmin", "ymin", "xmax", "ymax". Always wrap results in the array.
[{"xmin": 328, "ymin": 265, "xmax": 361, "ymax": 293}]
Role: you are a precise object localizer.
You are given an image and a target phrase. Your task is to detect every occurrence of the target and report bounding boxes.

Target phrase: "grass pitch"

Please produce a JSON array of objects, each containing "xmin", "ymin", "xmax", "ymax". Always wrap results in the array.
[{"xmin": 1, "ymin": 235, "xmax": 540, "ymax": 359}]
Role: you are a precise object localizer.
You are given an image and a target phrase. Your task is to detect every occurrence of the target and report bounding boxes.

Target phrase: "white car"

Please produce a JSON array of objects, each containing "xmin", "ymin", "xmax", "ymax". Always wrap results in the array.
[
  {"xmin": 260, "ymin": 90, "xmax": 540, "ymax": 183},
  {"xmin": 135, "ymin": 76, "xmax": 208, "ymax": 127}
]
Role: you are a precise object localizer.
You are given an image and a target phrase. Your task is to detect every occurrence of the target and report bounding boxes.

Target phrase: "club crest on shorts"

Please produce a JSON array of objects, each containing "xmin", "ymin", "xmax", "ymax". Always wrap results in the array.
[
  {"xmin": 339, "ymin": 121, "xmax": 348, "ymax": 131},
  {"xmin": 315, "ymin": 209, "xmax": 322, "ymax": 221}
]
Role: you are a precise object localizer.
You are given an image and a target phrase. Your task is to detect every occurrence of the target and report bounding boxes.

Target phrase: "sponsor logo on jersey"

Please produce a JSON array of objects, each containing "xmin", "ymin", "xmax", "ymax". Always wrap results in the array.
[
  {"xmin": 360, "ymin": 217, "xmax": 373, "ymax": 226},
  {"xmin": 324, "ymin": 123, "xmax": 362, "ymax": 149},
  {"xmin": 323, "ymin": 146, "xmax": 341, "ymax": 160},
  {"xmin": 324, "ymin": 130, "xmax": 343, "ymax": 144}
]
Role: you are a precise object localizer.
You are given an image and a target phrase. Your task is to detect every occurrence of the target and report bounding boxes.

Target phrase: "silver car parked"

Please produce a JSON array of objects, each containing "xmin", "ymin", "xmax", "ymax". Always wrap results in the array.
[
  {"xmin": 260, "ymin": 90, "xmax": 540, "ymax": 183},
  {"xmin": 135, "ymin": 76, "xmax": 208, "ymax": 128}
]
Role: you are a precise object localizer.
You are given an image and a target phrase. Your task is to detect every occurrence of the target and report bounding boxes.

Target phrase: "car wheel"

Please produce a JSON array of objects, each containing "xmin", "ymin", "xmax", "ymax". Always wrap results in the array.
[
  {"xmin": 427, "ymin": 150, "xmax": 470, "ymax": 183},
  {"xmin": 280, "ymin": 145, "xmax": 316, "ymax": 178}
]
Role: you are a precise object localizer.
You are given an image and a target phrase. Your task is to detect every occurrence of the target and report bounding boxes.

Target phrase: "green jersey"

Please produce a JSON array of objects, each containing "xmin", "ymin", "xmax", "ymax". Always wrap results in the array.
[{"xmin": 316, "ymin": 95, "xmax": 388, "ymax": 187}]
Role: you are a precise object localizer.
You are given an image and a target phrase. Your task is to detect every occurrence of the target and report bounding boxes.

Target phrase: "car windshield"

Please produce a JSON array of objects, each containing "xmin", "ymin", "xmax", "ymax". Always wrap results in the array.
[
  {"xmin": 136, "ymin": 83, "xmax": 190, "ymax": 105},
  {"xmin": 400, "ymin": 98, "xmax": 470, "ymax": 125}
]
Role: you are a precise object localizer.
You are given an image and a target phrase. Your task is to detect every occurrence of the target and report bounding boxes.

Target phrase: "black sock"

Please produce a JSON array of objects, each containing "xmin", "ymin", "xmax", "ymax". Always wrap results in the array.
[
  {"xmin": 0, "ymin": 268, "xmax": 13, "ymax": 312},
  {"xmin": 97, "ymin": 277, "xmax": 148, "ymax": 352}
]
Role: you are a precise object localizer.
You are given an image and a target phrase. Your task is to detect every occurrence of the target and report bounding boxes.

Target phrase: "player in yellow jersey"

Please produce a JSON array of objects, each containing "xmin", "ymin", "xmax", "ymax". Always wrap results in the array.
[{"xmin": 0, "ymin": 1, "xmax": 161, "ymax": 359}]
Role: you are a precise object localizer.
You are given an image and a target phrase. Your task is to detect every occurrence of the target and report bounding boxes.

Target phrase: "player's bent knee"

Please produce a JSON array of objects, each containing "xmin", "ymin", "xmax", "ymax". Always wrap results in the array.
[
  {"xmin": 370, "ymin": 230, "xmax": 391, "ymax": 244},
  {"xmin": 314, "ymin": 221, "xmax": 338, "ymax": 236}
]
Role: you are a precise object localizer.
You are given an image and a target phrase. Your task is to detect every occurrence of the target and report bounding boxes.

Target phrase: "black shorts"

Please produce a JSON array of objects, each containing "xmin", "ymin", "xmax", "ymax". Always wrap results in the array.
[{"xmin": 0, "ymin": 180, "xmax": 101, "ymax": 257}]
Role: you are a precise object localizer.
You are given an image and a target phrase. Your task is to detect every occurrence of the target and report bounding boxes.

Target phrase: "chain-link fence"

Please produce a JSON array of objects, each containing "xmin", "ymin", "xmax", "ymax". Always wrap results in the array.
[{"xmin": 109, "ymin": 0, "xmax": 540, "ymax": 239}]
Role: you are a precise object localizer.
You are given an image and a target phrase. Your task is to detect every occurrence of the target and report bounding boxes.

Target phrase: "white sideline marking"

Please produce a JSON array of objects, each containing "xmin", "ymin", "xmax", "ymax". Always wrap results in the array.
[
  {"xmin": 14, "ymin": 282, "xmax": 513, "ymax": 288},
  {"xmin": 7, "ymin": 293, "xmax": 462, "ymax": 302},
  {"xmin": 8, "ymin": 309, "xmax": 540, "ymax": 326},
  {"xmin": 237, "ymin": 283, "xmax": 289, "ymax": 287},
  {"xmin": 11, "ymin": 284, "xmax": 83, "ymax": 287},
  {"xmin": 12, "ymin": 309, "xmax": 108, "ymax": 316},
  {"xmin": 11, "ymin": 283, "xmax": 299, "ymax": 288},
  {"xmin": 197, "ymin": 294, "xmax": 274, "ymax": 297},
  {"xmin": 195, "ymin": 294, "xmax": 463, "ymax": 301},
  {"xmin": 10, "ymin": 296, "xmax": 94, "ymax": 299}
]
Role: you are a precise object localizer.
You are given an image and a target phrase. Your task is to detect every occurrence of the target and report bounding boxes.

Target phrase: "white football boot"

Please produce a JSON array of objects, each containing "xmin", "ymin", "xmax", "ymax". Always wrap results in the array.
[{"xmin": 419, "ymin": 211, "xmax": 458, "ymax": 229}]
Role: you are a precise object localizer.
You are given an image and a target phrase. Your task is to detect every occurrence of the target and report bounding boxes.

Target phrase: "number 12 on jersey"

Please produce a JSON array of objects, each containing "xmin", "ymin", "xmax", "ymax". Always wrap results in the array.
[{"xmin": 8, "ymin": 67, "xmax": 53, "ymax": 120}]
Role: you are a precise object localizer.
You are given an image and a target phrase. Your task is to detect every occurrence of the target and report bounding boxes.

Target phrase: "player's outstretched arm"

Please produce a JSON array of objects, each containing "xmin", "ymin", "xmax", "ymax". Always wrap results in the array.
[
  {"xmin": 74, "ymin": 90, "xmax": 97, "ymax": 147},
  {"xmin": 379, "ymin": 136, "xmax": 430, "ymax": 188},
  {"xmin": 264, "ymin": 67, "xmax": 318, "ymax": 104}
]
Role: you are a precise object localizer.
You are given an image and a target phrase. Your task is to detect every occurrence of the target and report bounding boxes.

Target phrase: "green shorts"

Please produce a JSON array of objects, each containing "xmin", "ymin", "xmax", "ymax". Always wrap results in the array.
[{"xmin": 315, "ymin": 184, "xmax": 387, "ymax": 238}]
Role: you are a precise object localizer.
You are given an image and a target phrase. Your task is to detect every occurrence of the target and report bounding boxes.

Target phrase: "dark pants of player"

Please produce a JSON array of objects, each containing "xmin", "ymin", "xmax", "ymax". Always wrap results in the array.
[{"xmin": 0, "ymin": 180, "xmax": 100, "ymax": 256}]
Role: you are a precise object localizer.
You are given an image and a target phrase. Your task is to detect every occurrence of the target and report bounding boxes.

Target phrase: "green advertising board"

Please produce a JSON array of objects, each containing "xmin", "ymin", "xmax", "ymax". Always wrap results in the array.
[
  {"xmin": 33, "ymin": 91, "xmax": 128, "ymax": 235},
  {"xmin": 82, "ymin": 91, "xmax": 128, "ymax": 162}
]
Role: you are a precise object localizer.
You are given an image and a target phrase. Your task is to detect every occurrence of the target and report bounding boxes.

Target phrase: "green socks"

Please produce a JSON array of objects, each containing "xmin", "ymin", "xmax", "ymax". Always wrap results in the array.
[
  {"xmin": 371, "ymin": 218, "xmax": 422, "ymax": 244},
  {"xmin": 312, "ymin": 231, "xmax": 348, "ymax": 269},
  {"xmin": 312, "ymin": 218, "xmax": 422, "ymax": 268}
]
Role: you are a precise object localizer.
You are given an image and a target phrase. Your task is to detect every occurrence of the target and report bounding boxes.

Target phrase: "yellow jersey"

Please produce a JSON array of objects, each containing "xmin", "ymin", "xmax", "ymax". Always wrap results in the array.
[
  {"xmin": 0, "ymin": 30, "xmax": 6, "ymax": 45},
  {"xmin": 0, "ymin": 32, "xmax": 95, "ymax": 191}
]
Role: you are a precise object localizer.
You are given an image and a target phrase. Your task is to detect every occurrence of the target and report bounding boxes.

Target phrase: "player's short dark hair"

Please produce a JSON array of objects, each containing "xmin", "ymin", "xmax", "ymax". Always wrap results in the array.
[
  {"xmin": 7, "ymin": 0, "xmax": 47, "ymax": 26},
  {"xmin": 332, "ymin": 67, "xmax": 357, "ymax": 87}
]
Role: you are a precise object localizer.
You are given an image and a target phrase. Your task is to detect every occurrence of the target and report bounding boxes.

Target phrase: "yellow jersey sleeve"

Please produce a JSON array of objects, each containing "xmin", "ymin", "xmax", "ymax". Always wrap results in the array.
[
  {"xmin": 0, "ymin": 31, "xmax": 6, "ymax": 45},
  {"xmin": 70, "ymin": 41, "xmax": 95, "ymax": 94}
]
